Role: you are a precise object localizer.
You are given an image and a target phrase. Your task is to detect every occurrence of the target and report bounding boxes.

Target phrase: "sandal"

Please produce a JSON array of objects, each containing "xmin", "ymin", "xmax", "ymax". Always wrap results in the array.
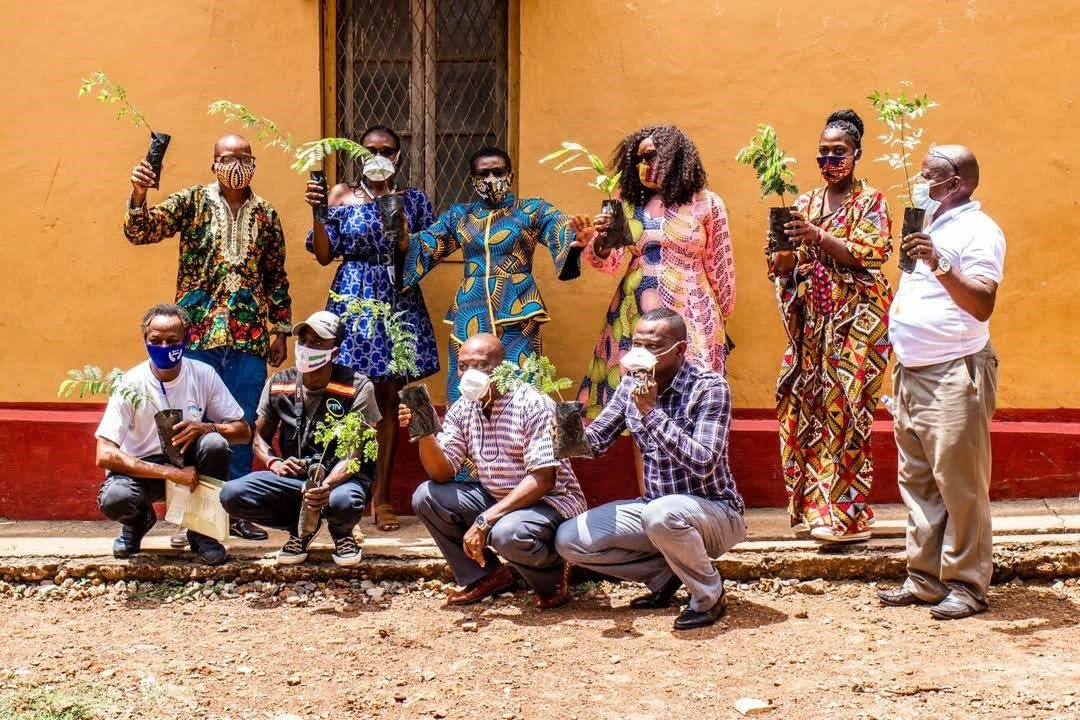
[{"xmin": 374, "ymin": 503, "xmax": 401, "ymax": 532}]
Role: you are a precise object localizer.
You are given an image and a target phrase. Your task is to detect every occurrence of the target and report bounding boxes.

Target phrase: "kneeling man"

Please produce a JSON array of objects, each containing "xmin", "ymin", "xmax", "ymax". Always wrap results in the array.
[
  {"xmin": 96, "ymin": 304, "xmax": 251, "ymax": 565},
  {"xmin": 556, "ymin": 309, "xmax": 745, "ymax": 630},
  {"xmin": 220, "ymin": 311, "xmax": 381, "ymax": 566},
  {"xmin": 401, "ymin": 333, "xmax": 586, "ymax": 608}
]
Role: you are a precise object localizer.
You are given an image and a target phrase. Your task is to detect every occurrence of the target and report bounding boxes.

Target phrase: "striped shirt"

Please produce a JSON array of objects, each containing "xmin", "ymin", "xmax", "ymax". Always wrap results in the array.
[
  {"xmin": 585, "ymin": 361, "xmax": 744, "ymax": 511},
  {"xmin": 437, "ymin": 385, "xmax": 586, "ymax": 519}
]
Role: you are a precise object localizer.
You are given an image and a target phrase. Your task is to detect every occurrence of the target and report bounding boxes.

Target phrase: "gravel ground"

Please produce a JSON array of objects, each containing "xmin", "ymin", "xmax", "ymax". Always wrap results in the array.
[{"xmin": 0, "ymin": 575, "xmax": 1078, "ymax": 719}]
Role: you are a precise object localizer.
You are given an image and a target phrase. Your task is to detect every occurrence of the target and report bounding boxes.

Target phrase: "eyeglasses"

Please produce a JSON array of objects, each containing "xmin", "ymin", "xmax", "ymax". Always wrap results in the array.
[
  {"xmin": 215, "ymin": 155, "xmax": 256, "ymax": 167},
  {"xmin": 364, "ymin": 146, "xmax": 399, "ymax": 158},
  {"xmin": 928, "ymin": 145, "xmax": 959, "ymax": 175}
]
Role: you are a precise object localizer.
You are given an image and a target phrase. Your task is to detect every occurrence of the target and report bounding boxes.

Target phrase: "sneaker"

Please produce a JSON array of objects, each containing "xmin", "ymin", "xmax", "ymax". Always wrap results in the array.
[
  {"xmin": 187, "ymin": 532, "xmax": 228, "ymax": 566},
  {"xmin": 113, "ymin": 506, "xmax": 157, "ymax": 558},
  {"xmin": 331, "ymin": 532, "xmax": 363, "ymax": 567},
  {"xmin": 278, "ymin": 529, "xmax": 319, "ymax": 565},
  {"xmin": 169, "ymin": 529, "xmax": 188, "ymax": 549}
]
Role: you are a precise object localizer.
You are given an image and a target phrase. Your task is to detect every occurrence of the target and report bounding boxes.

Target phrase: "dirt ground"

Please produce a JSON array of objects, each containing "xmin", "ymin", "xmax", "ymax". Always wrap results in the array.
[{"xmin": 0, "ymin": 576, "xmax": 1077, "ymax": 720}]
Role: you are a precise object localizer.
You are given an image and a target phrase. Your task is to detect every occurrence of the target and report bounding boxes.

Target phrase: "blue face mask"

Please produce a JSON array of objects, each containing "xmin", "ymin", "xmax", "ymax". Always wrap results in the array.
[{"xmin": 146, "ymin": 342, "xmax": 185, "ymax": 370}]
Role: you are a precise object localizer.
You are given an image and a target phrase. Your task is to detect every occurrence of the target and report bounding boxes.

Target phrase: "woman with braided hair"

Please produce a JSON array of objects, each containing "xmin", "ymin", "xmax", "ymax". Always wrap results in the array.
[
  {"xmin": 572, "ymin": 125, "xmax": 736, "ymax": 418},
  {"xmin": 767, "ymin": 109, "xmax": 894, "ymax": 544}
]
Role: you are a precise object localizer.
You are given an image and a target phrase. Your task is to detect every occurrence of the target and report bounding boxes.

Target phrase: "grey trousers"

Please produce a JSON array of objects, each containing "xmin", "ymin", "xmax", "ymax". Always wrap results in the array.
[
  {"xmin": 412, "ymin": 481, "xmax": 567, "ymax": 597},
  {"xmin": 555, "ymin": 495, "xmax": 746, "ymax": 612},
  {"xmin": 894, "ymin": 342, "xmax": 998, "ymax": 611}
]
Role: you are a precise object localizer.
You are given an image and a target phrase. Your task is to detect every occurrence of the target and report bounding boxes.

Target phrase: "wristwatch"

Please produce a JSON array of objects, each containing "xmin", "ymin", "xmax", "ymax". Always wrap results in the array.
[
  {"xmin": 474, "ymin": 514, "xmax": 490, "ymax": 532},
  {"xmin": 933, "ymin": 256, "xmax": 952, "ymax": 276}
]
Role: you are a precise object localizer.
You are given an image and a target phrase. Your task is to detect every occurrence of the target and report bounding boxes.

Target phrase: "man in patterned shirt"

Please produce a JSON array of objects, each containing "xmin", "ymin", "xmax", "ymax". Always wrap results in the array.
[
  {"xmin": 399, "ymin": 333, "xmax": 586, "ymax": 608},
  {"xmin": 556, "ymin": 308, "xmax": 745, "ymax": 630},
  {"xmin": 125, "ymin": 134, "xmax": 293, "ymax": 543}
]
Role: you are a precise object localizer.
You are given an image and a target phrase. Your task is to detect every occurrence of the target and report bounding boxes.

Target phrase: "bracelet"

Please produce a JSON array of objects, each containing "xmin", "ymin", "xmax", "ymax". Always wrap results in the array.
[{"xmin": 268, "ymin": 457, "xmax": 284, "ymax": 472}]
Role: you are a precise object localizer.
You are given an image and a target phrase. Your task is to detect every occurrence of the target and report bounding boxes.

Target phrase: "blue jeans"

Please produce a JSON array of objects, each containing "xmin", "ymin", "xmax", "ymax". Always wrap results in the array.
[
  {"xmin": 187, "ymin": 347, "xmax": 266, "ymax": 481},
  {"xmin": 220, "ymin": 471, "xmax": 371, "ymax": 537}
]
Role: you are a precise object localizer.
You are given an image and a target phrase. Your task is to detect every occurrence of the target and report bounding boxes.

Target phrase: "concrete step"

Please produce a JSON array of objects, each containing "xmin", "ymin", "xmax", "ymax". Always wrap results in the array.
[{"xmin": 1, "ymin": 499, "xmax": 1077, "ymax": 586}]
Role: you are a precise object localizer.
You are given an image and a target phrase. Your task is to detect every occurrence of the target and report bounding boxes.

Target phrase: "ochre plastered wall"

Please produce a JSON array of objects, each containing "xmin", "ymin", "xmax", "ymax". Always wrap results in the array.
[{"xmin": 1, "ymin": 0, "xmax": 1076, "ymax": 410}]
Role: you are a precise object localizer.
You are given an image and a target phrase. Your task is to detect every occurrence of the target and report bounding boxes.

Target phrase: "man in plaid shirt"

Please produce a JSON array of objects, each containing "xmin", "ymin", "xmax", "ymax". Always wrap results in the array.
[
  {"xmin": 556, "ymin": 308, "xmax": 745, "ymax": 630},
  {"xmin": 401, "ymin": 333, "xmax": 586, "ymax": 609}
]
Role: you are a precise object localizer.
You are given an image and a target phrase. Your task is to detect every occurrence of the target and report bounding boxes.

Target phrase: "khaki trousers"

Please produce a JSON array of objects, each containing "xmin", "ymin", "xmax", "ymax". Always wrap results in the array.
[{"xmin": 893, "ymin": 342, "xmax": 998, "ymax": 611}]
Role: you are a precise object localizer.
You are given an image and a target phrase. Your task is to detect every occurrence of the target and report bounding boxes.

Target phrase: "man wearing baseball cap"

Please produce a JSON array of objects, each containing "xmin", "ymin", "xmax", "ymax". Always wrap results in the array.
[{"xmin": 219, "ymin": 311, "xmax": 381, "ymax": 566}]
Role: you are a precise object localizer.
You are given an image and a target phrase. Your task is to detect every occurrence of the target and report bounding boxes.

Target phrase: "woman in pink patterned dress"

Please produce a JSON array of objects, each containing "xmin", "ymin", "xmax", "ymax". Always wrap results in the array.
[{"xmin": 573, "ymin": 125, "xmax": 736, "ymax": 418}]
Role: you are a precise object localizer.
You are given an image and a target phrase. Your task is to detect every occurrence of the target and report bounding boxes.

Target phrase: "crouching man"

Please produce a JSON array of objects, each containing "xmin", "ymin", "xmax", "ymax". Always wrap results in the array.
[
  {"xmin": 95, "ymin": 304, "xmax": 251, "ymax": 565},
  {"xmin": 555, "ymin": 309, "xmax": 746, "ymax": 630},
  {"xmin": 220, "ymin": 311, "xmax": 381, "ymax": 567},
  {"xmin": 400, "ymin": 333, "xmax": 586, "ymax": 608}
]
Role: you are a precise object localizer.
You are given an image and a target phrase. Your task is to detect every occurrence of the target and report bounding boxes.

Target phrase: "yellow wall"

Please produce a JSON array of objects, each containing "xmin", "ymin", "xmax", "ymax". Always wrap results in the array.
[{"xmin": 1, "ymin": 0, "xmax": 1077, "ymax": 410}]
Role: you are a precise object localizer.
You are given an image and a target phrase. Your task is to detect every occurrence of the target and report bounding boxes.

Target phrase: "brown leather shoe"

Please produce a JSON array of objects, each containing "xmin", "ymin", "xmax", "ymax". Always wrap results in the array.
[
  {"xmin": 535, "ymin": 562, "xmax": 572, "ymax": 610},
  {"xmin": 447, "ymin": 565, "xmax": 516, "ymax": 605}
]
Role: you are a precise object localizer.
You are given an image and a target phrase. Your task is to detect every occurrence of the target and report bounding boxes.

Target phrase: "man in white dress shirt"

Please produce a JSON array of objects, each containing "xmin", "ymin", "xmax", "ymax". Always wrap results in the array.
[{"xmin": 877, "ymin": 145, "xmax": 1005, "ymax": 620}]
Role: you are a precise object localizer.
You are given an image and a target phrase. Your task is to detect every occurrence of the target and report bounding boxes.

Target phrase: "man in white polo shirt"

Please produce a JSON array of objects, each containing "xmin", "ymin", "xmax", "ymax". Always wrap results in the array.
[{"xmin": 878, "ymin": 145, "xmax": 1005, "ymax": 620}]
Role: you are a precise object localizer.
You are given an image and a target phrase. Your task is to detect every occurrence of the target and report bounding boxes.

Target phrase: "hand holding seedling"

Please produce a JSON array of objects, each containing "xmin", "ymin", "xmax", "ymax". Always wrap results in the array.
[
  {"xmin": 397, "ymin": 403, "xmax": 412, "ymax": 428},
  {"xmin": 768, "ymin": 251, "xmax": 797, "ymax": 275},
  {"xmin": 130, "ymin": 159, "xmax": 157, "ymax": 205},
  {"xmin": 901, "ymin": 232, "xmax": 939, "ymax": 269},
  {"xmin": 269, "ymin": 457, "xmax": 307, "ymax": 478},
  {"xmin": 304, "ymin": 179, "xmax": 327, "ymax": 208},
  {"xmin": 171, "ymin": 420, "xmax": 214, "ymax": 455}
]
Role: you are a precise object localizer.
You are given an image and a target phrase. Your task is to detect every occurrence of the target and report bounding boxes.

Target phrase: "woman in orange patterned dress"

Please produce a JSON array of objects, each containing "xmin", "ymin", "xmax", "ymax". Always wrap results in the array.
[
  {"xmin": 767, "ymin": 110, "xmax": 894, "ymax": 543},
  {"xmin": 573, "ymin": 125, "xmax": 736, "ymax": 418}
]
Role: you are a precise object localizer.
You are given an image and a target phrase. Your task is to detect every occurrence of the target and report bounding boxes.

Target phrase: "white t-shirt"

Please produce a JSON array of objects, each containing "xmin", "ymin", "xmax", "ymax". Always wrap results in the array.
[
  {"xmin": 888, "ymin": 201, "xmax": 1006, "ymax": 368},
  {"xmin": 95, "ymin": 359, "xmax": 245, "ymax": 459}
]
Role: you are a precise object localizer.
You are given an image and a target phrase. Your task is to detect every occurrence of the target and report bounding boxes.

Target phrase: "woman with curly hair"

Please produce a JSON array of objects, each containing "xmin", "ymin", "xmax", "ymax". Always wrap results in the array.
[
  {"xmin": 768, "ymin": 109, "xmax": 894, "ymax": 544},
  {"xmin": 572, "ymin": 125, "xmax": 736, "ymax": 417}
]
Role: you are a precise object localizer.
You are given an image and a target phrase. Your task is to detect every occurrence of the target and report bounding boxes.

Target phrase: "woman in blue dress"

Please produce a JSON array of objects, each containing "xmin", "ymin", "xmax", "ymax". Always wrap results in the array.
[{"xmin": 305, "ymin": 125, "xmax": 439, "ymax": 532}]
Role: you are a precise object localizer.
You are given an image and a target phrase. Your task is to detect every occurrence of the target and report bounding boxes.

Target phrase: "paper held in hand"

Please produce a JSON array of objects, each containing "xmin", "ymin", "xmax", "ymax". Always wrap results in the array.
[{"xmin": 165, "ymin": 475, "xmax": 229, "ymax": 543}]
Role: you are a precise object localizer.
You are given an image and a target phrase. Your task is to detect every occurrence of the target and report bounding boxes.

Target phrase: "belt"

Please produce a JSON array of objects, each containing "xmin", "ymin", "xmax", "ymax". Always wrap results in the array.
[{"xmin": 342, "ymin": 252, "xmax": 394, "ymax": 265}]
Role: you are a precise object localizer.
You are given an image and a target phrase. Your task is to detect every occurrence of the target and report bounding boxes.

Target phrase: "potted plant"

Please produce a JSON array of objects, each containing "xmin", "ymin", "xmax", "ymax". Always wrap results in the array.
[
  {"xmin": 207, "ymin": 101, "xmax": 372, "ymax": 225},
  {"xmin": 539, "ymin": 141, "xmax": 635, "ymax": 250},
  {"xmin": 79, "ymin": 72, "xmax": 170, "ymax": 189},
  {"xmin": 735, "ymin": 124, "xmax": 800, "ymax": 253},
  {"xmin": 868, "ymin": 82, "xmax": 939, "ymax": 273},
  {"xmin": 332, "ymin": 294, "xmax": 441, "ymax": 441},
  {"xmin": 57, "ymin": 365, "xmax": 185, "ymax": 467},
  {"xmin": 297, "ymin": 409, "xmax": 379, "ymax": 538},
  {"xmin": 491, "ymin": 356, "xmax": 592, "ymax": 460}
]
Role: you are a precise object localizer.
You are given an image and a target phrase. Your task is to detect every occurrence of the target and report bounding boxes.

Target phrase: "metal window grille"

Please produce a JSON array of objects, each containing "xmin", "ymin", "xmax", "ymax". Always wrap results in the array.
[{"xmin": 334, "ymin": 0, "xmax": 509, "ymax": 213}]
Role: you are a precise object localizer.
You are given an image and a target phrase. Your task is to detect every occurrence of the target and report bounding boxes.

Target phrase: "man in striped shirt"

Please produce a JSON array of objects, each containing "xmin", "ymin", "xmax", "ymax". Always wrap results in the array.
[
  {"xmin": 401, "ymin": 333, "xmax": 586, "ymax": 608},
  {"xmin": 556, "ymin": 308, "xmax": 745, "ymax": 630}
]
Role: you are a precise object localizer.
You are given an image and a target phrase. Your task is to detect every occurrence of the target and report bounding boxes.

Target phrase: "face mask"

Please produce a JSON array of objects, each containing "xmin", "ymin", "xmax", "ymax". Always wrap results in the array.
[
  {"xmin": 621, "ymin": 347, "xmax": 658, "ymax": 373},
  {"xmin": 295, "ymin": 342, "xmax": 334, "ymax": 373},
  {"xmin": 146, "ymin": 342, "xmax": 184, "ymax": 371},
  {"xmin": 912, "ymin": 177, "xmax": 954, "ymax": 216},
  {"xmin": 471, "ymin": 174, "xmax": 513, "ymax": 205},
  {"xmin": 458, "ymin": 369, "xmax": 492, "ymax": 402},
  {"xmin": 362, "ymin": 154, "xmax": 396, "ymax": 182},
  {"xmin": 637, "ymin": 161, "xmax": 660, "ymax": 190},
  {"xmin": 214, "ymin": 159, "xmax": 255, "ymax": 190},
  {"xmin": 817, "ymin": 154, "xmax": 855, "ymax": 184}
]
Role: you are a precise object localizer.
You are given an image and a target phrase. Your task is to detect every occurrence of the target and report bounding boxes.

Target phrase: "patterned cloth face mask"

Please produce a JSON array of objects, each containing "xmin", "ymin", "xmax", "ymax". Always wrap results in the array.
[
  {"xmin": 816, "ymin": 154, "xmax": 855, "ymax": 185},
  {"xmin": 471, "ymin": 174, "xmax": 512, "ymax": 205},
  {"xmin": 637, "ymin": 161, "xmax": 661, "ymax": 190},
  {"xmin": 214, "ymin": 158, "xmax": 256, "ymax": 190}
]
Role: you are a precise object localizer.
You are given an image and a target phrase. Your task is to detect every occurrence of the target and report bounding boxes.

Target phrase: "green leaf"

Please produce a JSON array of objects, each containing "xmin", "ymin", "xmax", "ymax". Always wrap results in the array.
[{"xmin": 538, "ymin": 148, "xmax": 569, "ymax": 164}]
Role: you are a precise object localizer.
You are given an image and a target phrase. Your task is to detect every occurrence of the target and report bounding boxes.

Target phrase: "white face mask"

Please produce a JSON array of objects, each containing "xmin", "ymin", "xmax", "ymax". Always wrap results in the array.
[
  {"xmin": 362, "ymin": 155, "xmax": 396, "ymax": 182},
  {"xmin": 295, "ymin": 342, "xmax": 334, "ymax": 373},
  {"xmin": 620, "ymin": 347, "xmax": 658, "ymax": 373},
  {"xmin": 458, "ymin": 369, "xmax": 492, "ymax": 402}
]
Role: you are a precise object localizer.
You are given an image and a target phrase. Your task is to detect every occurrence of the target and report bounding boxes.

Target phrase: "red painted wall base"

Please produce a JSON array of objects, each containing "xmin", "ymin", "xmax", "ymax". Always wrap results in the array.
[{"xmin": 1, "ymin": 404, "xmax": 1078, "ymax": 520}]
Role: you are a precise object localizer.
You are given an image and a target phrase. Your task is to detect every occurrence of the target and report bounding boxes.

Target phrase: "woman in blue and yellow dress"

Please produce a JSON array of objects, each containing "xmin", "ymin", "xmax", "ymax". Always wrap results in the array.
[
  {"xmin": 405, "ymin": 146, "xmax": 583, "ymax": 402},
  {"xmin": 305, "ymin": 125, "xmax": 439, "ymax": 532}
]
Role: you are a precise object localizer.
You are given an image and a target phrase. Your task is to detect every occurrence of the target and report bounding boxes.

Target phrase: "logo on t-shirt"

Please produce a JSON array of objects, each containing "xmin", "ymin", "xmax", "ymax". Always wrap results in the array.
[
  {"xmin": 186, "ymin": 400, "xmax": 203, "ymax": 420},
  {"xmin": 326, "ymin": 398, "xmax": 346, "ymax": 418}
]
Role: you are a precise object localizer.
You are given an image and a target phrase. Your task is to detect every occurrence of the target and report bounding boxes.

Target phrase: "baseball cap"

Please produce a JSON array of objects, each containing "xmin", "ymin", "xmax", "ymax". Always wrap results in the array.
[{"xmin": 293, "ymin": 311, "xmax": 341, "ymax": 341}]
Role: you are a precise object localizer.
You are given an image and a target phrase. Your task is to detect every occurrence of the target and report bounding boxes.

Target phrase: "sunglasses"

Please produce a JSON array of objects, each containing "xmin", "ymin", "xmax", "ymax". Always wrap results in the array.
[
  {"xmin": 472, "ymin": 168, "xmax": 509, "ymax": 179},
  {"xmin": 815, "ymin": 155, "xmax": 852, "ymax": 168},
  {"xmin": 364, "ymin": 146, "xmax": 399, "ymax": 158},
  {"xmin": 215, "ymin": 155, "xmax": 256, "ymax": 167},
  {"xmin": 928, "ymin": 145, "xmax": 960, "ymax": 175}
]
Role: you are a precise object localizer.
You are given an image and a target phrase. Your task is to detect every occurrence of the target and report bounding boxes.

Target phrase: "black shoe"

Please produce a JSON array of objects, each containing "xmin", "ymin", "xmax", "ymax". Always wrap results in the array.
[
  {"xmin": 330, "ymin": 531, "xmax": 363, "ymax": 567},
  {"xmin": 877, "ymin": 588, "xmax": 936, "ymax": 607},
  {"xmin": 187, "ymin": 532, "xmax": 228, "ymax": 566},
  {"xmin": 629, "ymin": 577, "xmax": 683, "ymax": 609},
  {"xmin": 230, "ymin": 519, "xmax": 269, "ymax": 541},
  {"xmin": 929, "ymin": 596, "xmax": 985, "ymax": 620},
  {"xmin": 112, "ymin": 506, "xmax": 157, "ymax": 558},
  {"xmin": 673, "ymin": 592, "xmax": 727, "ymax": 630}
]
